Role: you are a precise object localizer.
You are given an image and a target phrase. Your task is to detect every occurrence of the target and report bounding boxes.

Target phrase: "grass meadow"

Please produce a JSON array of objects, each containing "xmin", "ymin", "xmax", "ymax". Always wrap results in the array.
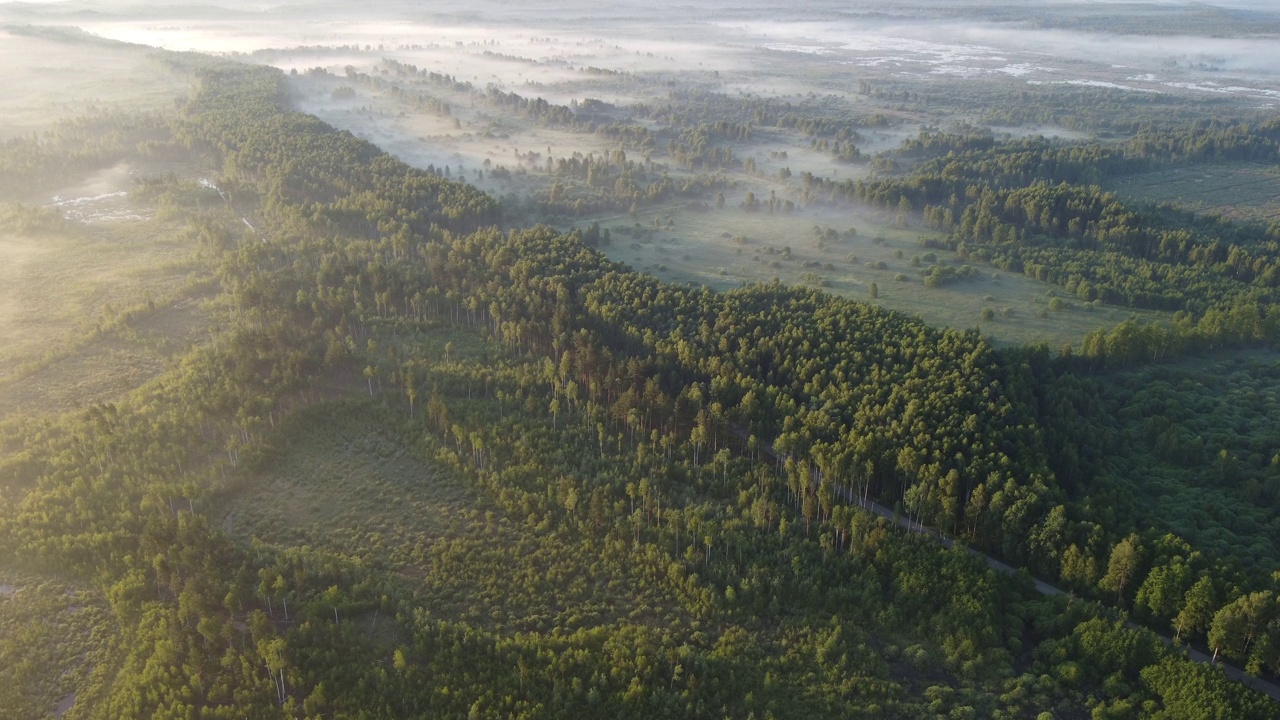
[
  {"xmin": 1108, "ymin": 162, "xmax": 1280, "ymax": 222},
  {"xmin": 591, "ymin": 202, "xmax": 1169, "ymax": 349}
]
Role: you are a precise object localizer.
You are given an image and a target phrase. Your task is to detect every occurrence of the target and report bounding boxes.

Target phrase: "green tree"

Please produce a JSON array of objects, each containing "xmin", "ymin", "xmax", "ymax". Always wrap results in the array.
[
  {"xmin": 1136, "ymin": 559, "xmax": 1193, "ymax": 622},
  {"xmin": 1209, "ymin": 591, "xmax": 1275, "ymax": 663},
  {"xmin": 1174, "ymin": 576, "xmax": 1217, "ymax": 642},
  {"xmin": 1099, "ymin": 534, "xmax": 1143, "ymax": 604}
]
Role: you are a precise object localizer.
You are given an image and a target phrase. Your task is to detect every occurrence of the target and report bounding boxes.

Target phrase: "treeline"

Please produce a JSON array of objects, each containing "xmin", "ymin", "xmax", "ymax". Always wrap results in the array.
[
  {"xmin": 666, "ymin": 124, "xmax": 739, "ymax": 169},
  {"xmin": 169, "ymin": 60, "xmax": 501, "ymax": 236},
  {"xmin": 378, "ymin": 58, "xmax": 476, "ymax": 94},
  {"xmin": 538, "ymin": 150, "xmax": 728, "ymax": 215},
  {"xmin": 782, "ymin": 121, "xmax": 1280, "ymax": 359},
  {"xmin": 316, "ymin": 66, "xmax": 454, "ymax": 117},
  {"xmin": 635, "ymin": 90, "xmax": 879, "ymax": 164}
]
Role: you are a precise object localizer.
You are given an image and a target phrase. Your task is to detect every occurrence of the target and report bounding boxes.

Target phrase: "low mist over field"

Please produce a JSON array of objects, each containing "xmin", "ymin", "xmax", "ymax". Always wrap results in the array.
[
  {"xmin": 9, "ymin": 0, "xmax": 1275, "ymax": 346},
  {"xmin": 9, "ymin": 1, "xmax": 1280, "ymax": 92}
]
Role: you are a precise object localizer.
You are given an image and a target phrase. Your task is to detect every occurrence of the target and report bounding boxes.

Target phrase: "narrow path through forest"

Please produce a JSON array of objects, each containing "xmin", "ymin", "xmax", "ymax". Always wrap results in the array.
[{"xmin": 733, "ymin": 428, "xmax": 1280, "ymax": 702}]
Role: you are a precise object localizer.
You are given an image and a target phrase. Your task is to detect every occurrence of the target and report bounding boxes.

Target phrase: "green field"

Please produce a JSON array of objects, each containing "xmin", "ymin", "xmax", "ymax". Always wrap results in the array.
[
  {"xmin": 1108, "ymin": 162, "xmax": 1280, "ymax": 222},
  {"xmin": 0, "ymin": 211, "xmax": 217, "ymax": 420},
  {"xmin": 220, "ymin": 402, "xmax": 474, "ymax": 565},
  {"xmin": 591, "ymin": 201, "xmax": 1170, "ymax": 349}
]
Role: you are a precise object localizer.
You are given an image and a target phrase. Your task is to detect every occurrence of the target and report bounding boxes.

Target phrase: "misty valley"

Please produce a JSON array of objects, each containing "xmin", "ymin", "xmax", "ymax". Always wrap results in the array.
[{"xmin": 2, "ymin": 1, "xmax": 1280, "ymax": 718}]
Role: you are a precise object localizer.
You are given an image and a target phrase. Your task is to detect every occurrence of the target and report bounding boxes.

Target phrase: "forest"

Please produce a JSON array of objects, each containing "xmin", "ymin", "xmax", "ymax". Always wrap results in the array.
[{"xmin": 2, "ymin": 3, "xmax": 1280, "ymax": 719}]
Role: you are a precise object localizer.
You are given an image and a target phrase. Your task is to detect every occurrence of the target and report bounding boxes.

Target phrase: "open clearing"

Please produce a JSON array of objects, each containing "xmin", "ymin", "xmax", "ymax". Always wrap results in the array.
[
  {"xmin": 220, "ymin": 399, "xmax": 688, "ymax": 634},
  {"xmin": 1107, "ymin": 162, "xmax": 1280, "ymax": 222},
  {"xmin": 0, "ymin": 29, "xmax": 189, "ymax": 140},
  {"xmin": 591, "ymin": 202, "xmax": 1168, "ymax": 349},
  {"xmin": 220, "ymin": 402, "xmax": 473, "ymax": 563},
  {"xmin": 0, "ymin": 168, "xmax": 219, "ymax": 419},
  {"xmin": 0, "ymin": 297, "xmax": 216, "ymax": 421},
  {"xmin": 0, "ymin": 220, "xmax": 200, "ymax": 366}
]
